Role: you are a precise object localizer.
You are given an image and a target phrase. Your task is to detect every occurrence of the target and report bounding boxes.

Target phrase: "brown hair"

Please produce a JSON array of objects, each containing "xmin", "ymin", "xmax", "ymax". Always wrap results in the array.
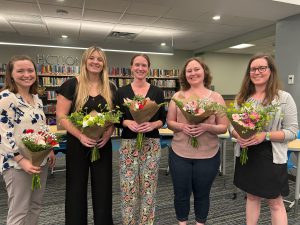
[
  {"xmin": 130, "ymin": 54, "xmax": 151, "ymax": 67},
  {"xmin": 179, "ymin": 57, "xmax": 212, "ymax": 91},
  {"xmin": 3, "ymin": 55, "xmax": 38, "ymax": 94},
  {"xmin": 236, "ymin": 53, "xmax": 281, "ymax": 106}
]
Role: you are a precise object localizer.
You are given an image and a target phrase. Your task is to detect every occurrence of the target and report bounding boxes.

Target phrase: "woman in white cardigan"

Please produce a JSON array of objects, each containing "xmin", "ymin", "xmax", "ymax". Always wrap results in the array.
[{"xmin": 230, "ymin": 53, "xmax": 298, "ymax": 225}]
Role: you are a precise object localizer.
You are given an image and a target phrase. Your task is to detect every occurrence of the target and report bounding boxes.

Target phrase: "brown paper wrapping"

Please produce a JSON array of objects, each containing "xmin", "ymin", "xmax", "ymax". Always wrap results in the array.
[
  {"xmin": 128, "ymin": 100, "xmax": 161, "ymax": 124},
  {"xmin": 231, "ymin": 120, "xmax": 257, "ymax": 139},
  {"xmin": 176, "ymin": 93, "xmax": 215, "ymax": 124},
  {"xmin": 21, "ymin": 147, "xmax": 51, "ymax": 167},
  {"xmin": 179, "ymin": 109, "xmax": 215, "ymax": 124},
  {"xmin": 82, "ymin": 125, "xmax": 106, "ymax": 140},
  {"xmin": 81, "ymin": 110, "xmax": 112, "ymax": 140}
]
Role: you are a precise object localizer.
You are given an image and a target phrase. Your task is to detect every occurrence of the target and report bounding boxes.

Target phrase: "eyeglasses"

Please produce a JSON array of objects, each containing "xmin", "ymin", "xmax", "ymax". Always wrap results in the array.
[{"xmin": 249, "ymin": 66, "xmax": 269, "ymax": 74}]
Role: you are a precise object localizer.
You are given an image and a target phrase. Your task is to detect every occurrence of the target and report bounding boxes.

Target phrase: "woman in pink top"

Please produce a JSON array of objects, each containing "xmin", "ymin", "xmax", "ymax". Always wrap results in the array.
[{"xmin": 167, "ymin": 57, "xmax": 228, "ymax": 225}]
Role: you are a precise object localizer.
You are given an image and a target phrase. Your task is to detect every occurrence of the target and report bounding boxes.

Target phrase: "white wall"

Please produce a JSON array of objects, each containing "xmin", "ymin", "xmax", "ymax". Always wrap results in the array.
[{"xmin": 200, "ymin": 53, "xmax": 252, "ymax": 95}]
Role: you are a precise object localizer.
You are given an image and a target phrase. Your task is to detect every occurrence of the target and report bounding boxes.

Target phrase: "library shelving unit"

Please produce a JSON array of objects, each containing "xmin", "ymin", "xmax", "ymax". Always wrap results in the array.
[
  {"xmin": 0, "ymin": 63, "xmax": 6, "ymax": 87},
  {"xmin": 109, "ymin": 67, "xmax": 180, "ymax": 103},
  {"xmin": 35, "ymin": 64, "xmax": 80, "ymax": 125},
  {"xmin": 0, "ymin": 64, "xmax": 180, "ymax": 127}
]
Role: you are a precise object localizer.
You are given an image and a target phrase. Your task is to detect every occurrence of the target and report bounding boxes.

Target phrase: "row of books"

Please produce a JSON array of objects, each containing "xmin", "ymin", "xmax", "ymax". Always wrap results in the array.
[
  {"xmin": 45, "ymin": 91, "xmax": 57, "ymax": 101},
  {"xmin": 37, "ymin": 64, "xmax": 80, "ymax": 75},
  {"xmin": 0, "ymin": 64, "xmax": 6, "ymax": 73},
  {"xmin": 39, "ymin": 77, "xmax": 71, "ymax": 87},
  {"xmin": 0, "ymin": 63, "xmax": 179, "ymax": 78},
  {"xmin": 109, "ymin": 67, "xmax": 180, "ymax": 77},
  {"xmin": 150, "ymin": 79, "xmax": 177, "ymax": 88},
  {"xmin": 163, "ymin": 90, "xmax": 176, "ymax": 99},
  {"xmin": 0, "ymin": 76, "xmax": 4, "ymax": 84},
  {"xmin": 43, "ymin": 104, "xmax": 56, "ymax": 115}
]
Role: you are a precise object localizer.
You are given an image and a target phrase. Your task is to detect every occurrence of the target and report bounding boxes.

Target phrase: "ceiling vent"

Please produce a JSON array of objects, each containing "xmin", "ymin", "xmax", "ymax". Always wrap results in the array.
[
  {"xmin": 6, "ymin": 14, "xmax": 44, "ymax": 25},
  {"xmin": 107, "ymin": 31, "xmax": 137, "ymax": 40}
]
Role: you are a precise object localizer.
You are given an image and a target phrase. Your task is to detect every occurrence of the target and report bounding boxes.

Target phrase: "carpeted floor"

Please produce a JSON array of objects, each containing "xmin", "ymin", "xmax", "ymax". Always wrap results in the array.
[{"xmin": 1, "ymin": 143, "xmax": 300, "ymax": 225}]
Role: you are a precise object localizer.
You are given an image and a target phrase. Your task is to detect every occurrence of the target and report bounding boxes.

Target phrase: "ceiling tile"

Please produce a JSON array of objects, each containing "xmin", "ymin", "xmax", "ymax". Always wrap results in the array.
[
  {"xmin": 38, "ymin": 0, "xmax": 83, "ymax": 8},
  {"xmin": 197, "ymin": 12, "xmax": 274, "ymax": 28},
  {"xmin": 84, "ymin": 10, "xmax": 121, "ymax": 23},
  {"xmin": 79, "ymin": 21, "xmax": 114, "ymax": 41},
  {"xmin": 126, "ymin": 2, "xmax": 171, "ymax": 17},
  {"xmin": 85, "ymin": 0, "xmax": 131, "ymax": 13},
  {"xmin": 39, "ymin": 4, "xmax": 83, "ymax": 19},
  {"xmin": 44, "ymin": 17, "xmax": 80, "ymax": 37},
  {"xmin": 11, "ymin": 22, "xmax": 48, "ymax": 34},
  {"xmin": 0, "ymin": 16, "xmax": 15, "ymax": 32},
  {"xmin": 0, "ymin": 1, "xmax": 40, "ymax": 14},
  {"xmin": 120, "ymin": 14, "xmax": 157, "ymax": 26},
  {"xmin": 113, "ymin": 24, "xmax": 145, "ymax": 33}
]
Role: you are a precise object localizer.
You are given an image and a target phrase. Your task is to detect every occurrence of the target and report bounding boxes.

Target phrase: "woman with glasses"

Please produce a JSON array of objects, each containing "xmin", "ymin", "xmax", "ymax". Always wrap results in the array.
[{"xmin": 231, "ymin": 53, "xmax": 298, "ymax": 225}]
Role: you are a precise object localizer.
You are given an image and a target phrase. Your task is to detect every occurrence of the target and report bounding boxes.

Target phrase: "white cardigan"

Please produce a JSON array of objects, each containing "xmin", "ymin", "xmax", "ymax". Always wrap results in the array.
[{"xmin": 230, "ymin": 90, "xmax": 298, "ymax": 164}]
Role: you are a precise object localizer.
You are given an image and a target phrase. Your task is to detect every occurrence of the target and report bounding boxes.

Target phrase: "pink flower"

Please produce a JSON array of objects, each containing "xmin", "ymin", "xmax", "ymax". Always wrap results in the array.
[
  {"xmin": 232, "ymin": 114, "xmax": 240, "ymax": 122},
  {"xmin": 125, "ymin": 158, "xmax": 132, "ymax": 165}
]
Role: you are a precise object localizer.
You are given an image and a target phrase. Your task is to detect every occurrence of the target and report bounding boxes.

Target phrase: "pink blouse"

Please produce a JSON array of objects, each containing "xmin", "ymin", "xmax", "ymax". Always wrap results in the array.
[{"xmin": 171, "ymin": 91, "xmax": 226, "ymax": 159}]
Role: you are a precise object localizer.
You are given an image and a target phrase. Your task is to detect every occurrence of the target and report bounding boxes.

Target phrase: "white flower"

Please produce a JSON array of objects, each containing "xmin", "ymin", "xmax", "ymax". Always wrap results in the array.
[{"xmin": 82, "ymin": 121, "xmax": 89, "ymax": 128}]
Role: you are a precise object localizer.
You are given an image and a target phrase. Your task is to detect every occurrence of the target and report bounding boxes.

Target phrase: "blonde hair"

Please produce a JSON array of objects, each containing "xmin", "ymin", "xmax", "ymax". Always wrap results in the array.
[{"xmin": 74, "ymin": 46, "xmax": 113, "ymax": 111}]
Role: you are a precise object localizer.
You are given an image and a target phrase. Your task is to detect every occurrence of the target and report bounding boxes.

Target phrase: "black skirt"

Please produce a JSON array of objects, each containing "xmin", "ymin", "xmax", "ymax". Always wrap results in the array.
[{"xmin": 234, "ymin": 141, "xmax": 289, "ymax": 199}]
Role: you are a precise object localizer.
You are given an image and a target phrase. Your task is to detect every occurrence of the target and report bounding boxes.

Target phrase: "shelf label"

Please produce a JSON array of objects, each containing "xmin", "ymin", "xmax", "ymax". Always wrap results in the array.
[{"xmin": 37, "ymin": 54, "xmax": 79, "ymax": 66}]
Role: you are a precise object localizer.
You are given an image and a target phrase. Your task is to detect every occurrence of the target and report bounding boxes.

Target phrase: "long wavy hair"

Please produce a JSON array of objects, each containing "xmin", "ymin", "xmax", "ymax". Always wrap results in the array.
[
  {"xmin": 179, "ymin": 57, "xmax": 212, "ymax": 91},
  {"xmin": 74, "ymin": 46, "xmax": 113, "ymax": 111},
  {"xmin": 3, "ymin": 55, "xmax": 39, "ymax": 94},
  {"xmin": 236, "ymin": 53, "xmax": 281, "ymax": 106}
]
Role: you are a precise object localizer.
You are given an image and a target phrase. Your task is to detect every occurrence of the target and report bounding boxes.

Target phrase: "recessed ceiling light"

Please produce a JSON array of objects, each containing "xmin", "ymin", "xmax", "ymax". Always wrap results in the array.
[
  {"xmin": 161, "ymin": 43, "xmax": 166, "ymax": 46},
  {"xmin": 57, "ymin": 0, "xmax": 65, "ymax": 2},
  {"xmin": 212, "ymin": 15, "xmax": 221, "ymax": 21},
  {"xmin": 61, "ymin": 35, "xmax": 68, "ymax": 39},
  {"xmin": 273, "ymin": 0, "xmax": 300, "ymax": 6},
  {"xmin": 229, "ymin": 43, "xmax": 255, "ymax": 49}
]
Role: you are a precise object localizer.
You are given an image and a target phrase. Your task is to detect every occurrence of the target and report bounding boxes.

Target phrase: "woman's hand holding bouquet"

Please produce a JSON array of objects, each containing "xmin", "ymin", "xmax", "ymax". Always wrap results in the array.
[
  {"xmin": 21, "ymin": 125, "xmax": 59, "ymax": 190},
  {"xmin": 172, "ymin": 95, "xmax": 225, "ymax": 148},
  {"xmin": 69, "ymin": 105, "xmax": 122, "ymax": 162},
  {"xmin": 227, "ymin": 102, "xmax": 278, "ymax": 165},
  {"xmin": 123, "ymin": 95, "xmax": 165, "ymax": 150}
]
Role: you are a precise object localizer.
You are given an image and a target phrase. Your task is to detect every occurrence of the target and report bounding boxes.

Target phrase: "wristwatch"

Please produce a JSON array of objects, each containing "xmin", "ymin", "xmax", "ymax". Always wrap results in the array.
[{"xmin": 265, "ymin": 132, "xmax": 271, "ymax": 141}]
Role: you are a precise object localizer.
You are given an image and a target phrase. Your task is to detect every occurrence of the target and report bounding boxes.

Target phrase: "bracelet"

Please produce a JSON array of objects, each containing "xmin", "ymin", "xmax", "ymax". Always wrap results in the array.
[{"xmin": 16, "ymin": 157, "xmax": 24, "ymax": 164}]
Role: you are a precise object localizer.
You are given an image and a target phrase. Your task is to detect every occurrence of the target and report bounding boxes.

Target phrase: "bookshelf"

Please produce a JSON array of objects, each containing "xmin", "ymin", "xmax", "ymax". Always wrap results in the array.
[
  {"xmin": 109, "ymin": 67, "xmax": 180, "ymax": 103},
  {"xmin": 0, "ymin": 64, "xmax": 180, "ymax": 126}
]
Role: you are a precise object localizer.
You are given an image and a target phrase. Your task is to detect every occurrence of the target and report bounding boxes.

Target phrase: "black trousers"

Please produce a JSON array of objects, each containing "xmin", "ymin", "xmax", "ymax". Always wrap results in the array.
[{"xmin": 65, "ymin": 135, "xmax": 113, "ymax": 225}]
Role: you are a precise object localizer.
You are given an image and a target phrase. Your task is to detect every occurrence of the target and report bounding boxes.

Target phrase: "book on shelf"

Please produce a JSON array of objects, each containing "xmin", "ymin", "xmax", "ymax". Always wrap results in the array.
[
  {"xmin": 39, "ymin": 76, "xmax": 72, "ymax": 87},
  {"xmin": 37, "ymin": 64, "xmax": 80, "ymax": 75},
  {"xmin": 0, "ymin": 63, "xmax": 6, "ymax": 74},
  {"xmin": 108, "ymin": 67, "xmax": 180, "ymax": 78}
]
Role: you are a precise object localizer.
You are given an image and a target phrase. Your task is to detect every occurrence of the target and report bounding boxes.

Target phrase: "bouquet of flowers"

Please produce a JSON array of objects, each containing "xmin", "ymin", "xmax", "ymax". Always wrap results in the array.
[
  {"xmin": 69, "ymin": 105, "xmax": 122, "ymax": 162},
  {"xmin": 21, "ymin": 125, "xmax": 59, "ymax": 190},
  {"xmin": 123, "ymin": 95, "xmax": 166, "ymax": 150},
  {"xmin": 227, "ymin": 102, "xmax": 279, "ymax": 165},
  {"xmin": 172, "ymin": 94, "xmax": 225, "ymax": 148}
]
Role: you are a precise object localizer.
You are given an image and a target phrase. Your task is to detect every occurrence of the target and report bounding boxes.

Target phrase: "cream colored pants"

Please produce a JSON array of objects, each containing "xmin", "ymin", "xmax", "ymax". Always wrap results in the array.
[{"xmin": 3, "ymin": 165, "xmax": 48, "ymax": 225}]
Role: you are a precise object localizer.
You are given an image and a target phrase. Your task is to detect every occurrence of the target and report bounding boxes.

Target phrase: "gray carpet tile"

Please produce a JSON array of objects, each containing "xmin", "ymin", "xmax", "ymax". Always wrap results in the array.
[{"xmin": 1, "ymin": 144, "xmax": 300, "ymax": 224}]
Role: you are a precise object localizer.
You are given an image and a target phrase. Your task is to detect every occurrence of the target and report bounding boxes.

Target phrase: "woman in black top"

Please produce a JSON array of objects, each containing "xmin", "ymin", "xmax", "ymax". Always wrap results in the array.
[
  {"xmin": 115, "ymin": 54, "xmax": 166, "ymax": 225},
  {"xmin": 56, "ymin": 46, "xmax": 115, "ymax": 225}
]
